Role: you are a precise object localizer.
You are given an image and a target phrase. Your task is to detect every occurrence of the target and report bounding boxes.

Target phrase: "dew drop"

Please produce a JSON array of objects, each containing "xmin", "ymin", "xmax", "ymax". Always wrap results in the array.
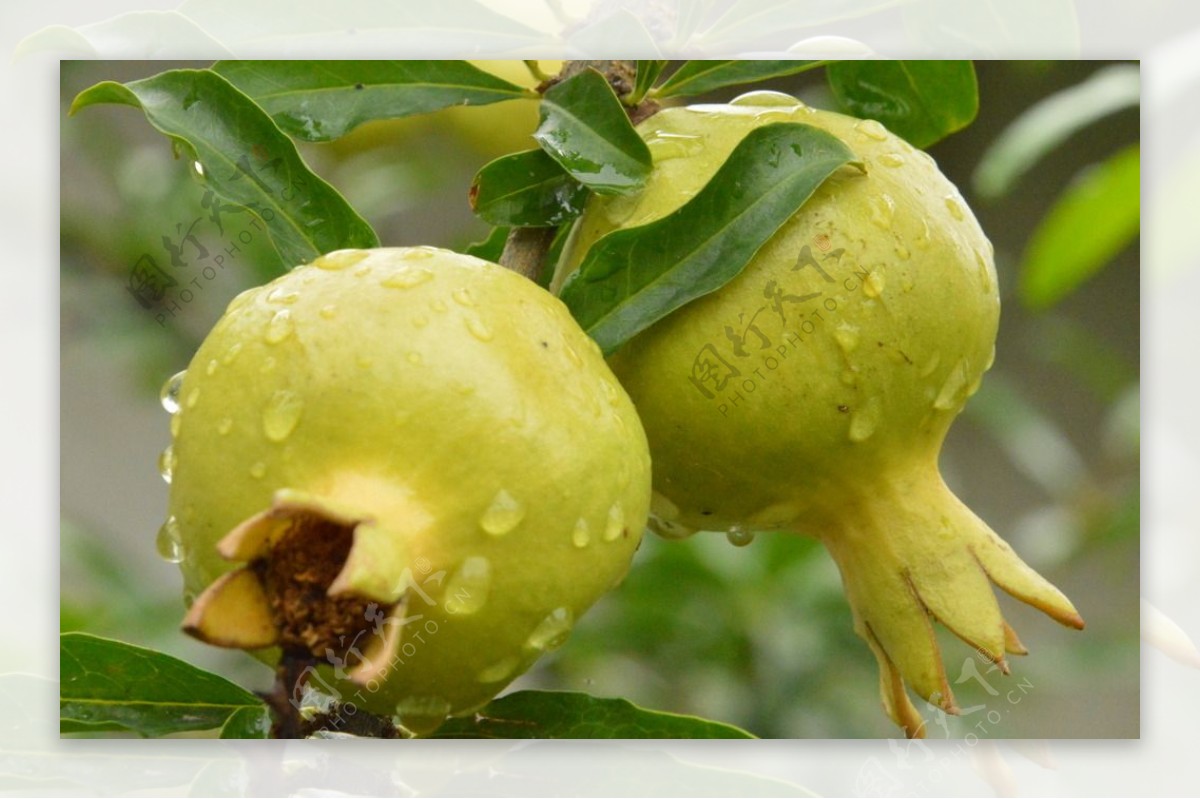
[
  {"xmin": 267, "ymin": 287, "xmax": 301, "ymax": 304},
  {"xmin": 895, "ymin": 244, "xmax": 911, "ymax": 261},
  {"xmin": 313, "ymin": 249, "xmax": 369, "ymax": 271},
  {"xmin": 919, "ymin": 352, "xmax": 942, "ymax": 378},
  {"xmin": 849, "ymin": 395, "xmax": 883, "ymax": 442},
  {"xmin": 319, "ymin": 304, "xmax": 337, "ymax": 319},
  {"xmin": 934, "ymin": 358, "xmax": 971, "ymax": 410},
  {"xmin": 217, "ymin": 417, "xmax": 233, "ymax": 436},
  {"xmin": 862, "ymin": 271, "xmax": 885, "ymax": 299},
  {"xmin": 249, "ymin": 461, "xmax": 267, "ymax": 479},
  {"xmin": 572, "ymin": 518, "xmax": 591, "ymax": 549},
  {"xmin": 480, "ymin": 489, "xmax": 524, "ymax": 536},
  {"xmin": 265, "ymin": 309, "xmax": 294, "ymax": 344},
  {"xmin": 603, "ymin": 503, "xmax": 626, "ymax": 542},
  {"xmin": 466, "ymin": 317, "xmax": 494, "ymax": 342},
  {"xmin": 944, "ymin": 195, "xmax": 964, "ymax": 220},
  {"xmin": 975, "ymin": 249, "xmax": 993, "ymax": 293},
  {"xmin": 185, "ymin": 387, "xmax": 201, "ymax": 409},
  {"xmin": 730, "ymin": 89, "xmax": 804, "ymax": 108},
  {"xmin": 726, "ymin": 526, "xmax": 756, "ymax": 547},
  {"xmin": 855, "ymin": 119, "xmax": 889, "ymax": 141},
  {"xmin": 913, "ymin": 217, "xmax": 932, "ymax": 250},
  {"xmin": 205, "ymin": 359, "xmax": 219, "ymax": 377},
  {"xmin": 879, "ymin": 153, "xmax": 905, "ymax": 168},
  {"xmin": 395, "ymin": 697, "xmax": 451, "ymax": 736},
  {"xmin": 525, "ymin": 607, "xmax": 574, "ymax": 652},
  {"xmin": 984, "ymin": 344, "xmax": 996, "ymax": 370},
  {"xmin": 451, "ymin": 287, "xmax": 476, "ymax": 308},
  {"xmin": 160, "ymin": 370, "xmax": 186, "ymax": 413},
  {"xmin": 383, "ymin": 268, "xmax": 434, "ymax": 289},
  {"xmin": 443, "ymin": 556, "xmax": 492, "ymax": 616},
  {"xmin": 222, "ymin": 342, "xmax": 243, "ymax": 365},
  {"xmin": 477, "ymin": 655, "xmax": 520, "ymax": 684},
  {"xmin": 156, "ymin": 517, "xmax": 184, "ymax": 563},
  {"xmin": 169, "ymin": 413, "xmax": 182, "ymax": 438},
  {"xmin": 403, "ymin": 247, "xmax": 437, "ymax": 260},
  {"xmin": 353, "ymin": 264, "xmax": 372, "ymax": 277},
  {"xmin": 412, "ymin": 314, "xmax": 429, "ymax": 329},
  {"xmin": 645, "ymin": 131, "xmax": 705, "ymax": 161},
  {"xmin": 430, "ymin": 299, "xmax": 448, "ymax": 313},
  {"xmin": 563, "ymin": 343, "xmax": 582, "ymax": 367},
  {"xmin": 157, "ymin": 445, "xmax": 176, "ymax": 484},
  {"xmin": 263, "ymin": 390, "xmax": 304, "ymax": 442},
  {"xmin": 833, "ymin": 324, "xmax": 860, "ymax": 354}
]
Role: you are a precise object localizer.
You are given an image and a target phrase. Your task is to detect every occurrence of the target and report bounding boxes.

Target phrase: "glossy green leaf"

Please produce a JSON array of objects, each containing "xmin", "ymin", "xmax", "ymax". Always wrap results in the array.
[
  {"xmin": 434, "ymin": 690, "xmax": 755, "ymax": 738},
  {"xmin": 535, "ymin": 68, "xmax": 652, "ymax": 195},
  {"xmin": 212, "ymin": 60, "xmax": 531, "ymax": 142},
  {"xmin": 630, "ymin": 60, "xmax": 668, "ymax": 104},
  {"xmin": 973, "ymin": 64, "xmax": 1139, "ymax": 199},
  {"xmin": 71, "ymin": 69, "xmax": 378, "ymax": 267},
  {"xmin": 464, "ymin": 226, "xmax": 510, "ymax": 262},
  {"xmin": 60, "ymin": 633, "xmax": 270, "ymax": 738},
  {"xmin": 654, "ymin": 60, "xmax": 823, "ymax": 98},
  {"xmin": 470, "ymin": 148, "xmax": 589, "ymax": 227},
  {"xmin": 1020, "ymin": 145, "xmax": 1140, "ymax": 310},
  {"xmin": 826, "ymin": 60, "xmax": 978, "ymax": 148},
  {"xmin": 560, "ymin": 122, "xmax": 861, "ymax": 354}
]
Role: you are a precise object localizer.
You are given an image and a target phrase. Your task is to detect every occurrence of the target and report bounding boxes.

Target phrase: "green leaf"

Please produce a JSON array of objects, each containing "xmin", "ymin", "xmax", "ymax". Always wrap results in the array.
[
  {"xmin": 826, "ymin": 60, "xmax": 978, "ymax": 148},
  {"xmin": 60, "ymin": 632, "xmax": 270, "ymax": 738},
  {"xmin": 464, "ymin": 226, "xmax": 510, "ymax": 262},
  {"xmin": 71, "ymin": 69, "xmax": 378, "ymax": 267},
  {"xmin": 629, "ymin": 60, "xmax": 668, "ymax": 104},
  {"xmin": 973, "ymin": 64, "xmax": 1139, "ymax": 199},
  {"xmin": 212, "ymin": 60, "xmax": 531, "ymax": 142},
  {"xmin": 560, "ymin": 122, "xmax": 860, "ymax": 355},
  {"xmin": 535, "ymin": 68, "xmax": 652, "ymax": 195},
  {"xmin": 1019, "ymin": 145, "xmax": 1139, "ymax": 310},
  {"xmin": 470, "ymin": 148, "xmax": 589, "ymax": 227},
  {"xmin": 434, "ymin": 690, "xmax": 756, "ymax": 738},
  {"xmin": 654, "ymin": 60, "xmax": 823, "ymax": 98}
]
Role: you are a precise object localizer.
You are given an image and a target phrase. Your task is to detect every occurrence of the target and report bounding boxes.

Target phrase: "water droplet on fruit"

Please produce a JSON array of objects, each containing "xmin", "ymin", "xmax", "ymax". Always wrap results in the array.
[
  {"xmin": 477, "ymin": 655, "xmax": 519, "ymax": 684},
  {"xmin": 267, "ymin": 287, "xmax": 300, "ymax": 304},
  {"xmin": 249, "ymin": 461, "xmax": 267, "ymax": 479},
  {"xmin": 833, "ymin": 323, "xmax": 860, "ymax": 354},
  {"xmin": 430, "ymin": 298, "xmax": 448, "ymax": 313},
  {"xmin": 466, "ymin": 317, "xmax": 493, "ymax": 341},
  {"xmin": 895, "ymin": 244, "xmax": 911, "ymax": 261},
  {"xmin": 156, "ymin": 517, "xmax": 184, "ymax": 563},
  {"xmin": 975, "ymin": 249, "xmax": 993, "ymax": 293},
  {"xmin": 879, "ymin": 153, "xmax": 905, "ymax": 168},
  {"xmin": 646, "ymin": 132, "xmax": 705, "ymax": 161},
  {"xmin": 222, "ymin": 342, "xmax": 243, "ymax": 365},
  {"xmin": 354, "ymin": 264, "xmax": 372, "ymax": 278},
  {"xmin": 404, "ymin": 247, "xmax": 437, "ymax": 261},
  {"xmin": 170, "ymin": 414, "xmax": 182, "ymax": 438},
  {"xmin": 265, "ymin": 309, "xmax": 294, "ymax": 344},
  {"xmin": 525, "ymin": 607, "xmax": 574, "ymax": 652},
  {"xmin": 862, "ymin": 271, "xmax": 885, "ymax": 298},
  {"xmin": 730, "ymin": 90, "xmax": 804, "ymax": 107},
  {"xmin": 603, "ymin": 503, "xmax": 625, "ymax": 542},
  {"xmin": 726, "ymin": 526, "xmax": 755, "ymax": 547},
  {"xmin": 920, "ymin": 352, "xmax": 942, "ymax": 378},
  {"xmin": 443, "ymin": 556, "xmax": 491, "ymax": 616},
  {"xmin": 205, "ymin": 359, "xmax": 219, "ymax": 376},
  {"xmin": 160, "ymin": 370, "xmax": 186, "ymax": 413},
  {"xmin": 383, "ymin": 268, "xmax": 433, "ymax": 289},
  {"xmin": 934, "ymin": 358, "xmax": 971, "ymax": 410},
  {"xmin": 185, "ymin": 387, "xmax": 200, "ymax": 409},
  {"xmin": 451, "ymin": 287, "xmax": 476, "ymax": 307},
  {"xmin": 395, "ymin": 697, "xmax": 451, "ymax": 736},
  {"xmin": 848, "ymin": 395, "xmax": 882, "ymax": 442},
  {"xmin": 855, "ymin": 119, "xmax": 889, "ymax": 141},
  {"xmin": 913, "ymin": 217, "xmax": 932, "ymax": 250},
  {"xmin": 412, "ymin": 314, "xmax": 429, "ymax": 329},
  {"xmin": 869, "ymin": 193, "xmax": 895, "ymax": 228},
  {"xmin": 157, "ymin": 445, "xmax": 175, "ymax": 484},
  {"xmin": 263, "ymin": 390, "xmax": 304, "ymax": 442},
  {"xmin": 572, "ymin": 518, "xmax": 591, "ymax": 548},
  {"xmin": 944, "ymin": 195, "xmax": 964, "ymax": 220},
  {"xmin": 217, "ymin": 417, "xmax": 233, "ymax": 435},
  {"xmin": 480, "ymin": 489, "xmax": 524, "ymax": 535},
  {"xmin": 984, "ymin": 345, "xmax": 996, "ymax": 370},
  {"xmin": 313, "ymin": 250, "xmax": 368, "ymax": 271},
  {"xmin": 319, "ymin": 304, "xmax": 337, "ymax": 319}
]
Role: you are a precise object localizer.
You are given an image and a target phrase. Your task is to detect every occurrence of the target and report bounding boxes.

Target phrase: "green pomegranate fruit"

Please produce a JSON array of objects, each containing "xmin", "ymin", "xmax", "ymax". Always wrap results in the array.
[
  {"xmin": 553, "ymin": 92, "xmax": 1083, "ymax": 737},
  {"xmin": 160, "ymin": 246, "xmax": 650, "ymax": 735}
]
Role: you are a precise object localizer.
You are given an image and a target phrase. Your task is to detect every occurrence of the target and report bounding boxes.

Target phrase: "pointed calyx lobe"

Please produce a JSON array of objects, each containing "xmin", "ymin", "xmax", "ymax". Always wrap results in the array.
[
  {"xmin": 816, "ymin": 465, "xmax": 1083, "ymax": 738},
  {"xmin": 183, "ymin": 491, "xmax": 411, "ymax": 683}
]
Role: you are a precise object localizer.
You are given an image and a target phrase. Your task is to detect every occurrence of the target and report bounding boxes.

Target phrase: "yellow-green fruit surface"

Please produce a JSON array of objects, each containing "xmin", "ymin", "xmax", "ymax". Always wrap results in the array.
[
  {"xmin": 556, "ymin": 93, "xmax": 998, "ymax": 536},
  {"xmin": 165, "ymin": 247, "xmax": 650, "ymax": 729}
]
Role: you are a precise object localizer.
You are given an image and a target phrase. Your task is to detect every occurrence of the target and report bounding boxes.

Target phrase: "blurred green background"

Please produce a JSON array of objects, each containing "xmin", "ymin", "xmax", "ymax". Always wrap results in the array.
[{"xmin": 60, "ymin": 60, "xmax": 1139, "ymax": 738}]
